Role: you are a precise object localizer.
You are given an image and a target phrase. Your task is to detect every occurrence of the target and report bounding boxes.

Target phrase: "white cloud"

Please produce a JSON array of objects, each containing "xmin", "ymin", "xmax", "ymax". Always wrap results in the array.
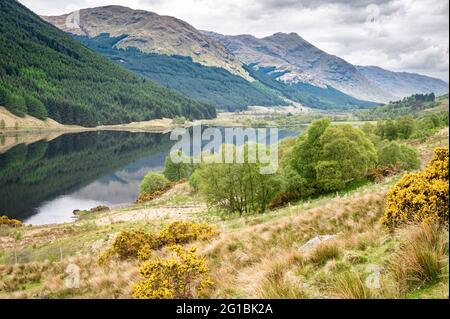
[{"xmin": 18, "ymin": 0, "xmax": 449, "ymax": 81}]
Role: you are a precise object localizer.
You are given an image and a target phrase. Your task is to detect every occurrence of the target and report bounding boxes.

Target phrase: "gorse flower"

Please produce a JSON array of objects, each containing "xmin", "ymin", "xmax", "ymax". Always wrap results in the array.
[
  {"xmin": 382, "ymin": 147, "xmax": 449, "ymax": 228},
  {"xmin": 132, "ymin": 245, "xmax": 213, "ymax": 299}
]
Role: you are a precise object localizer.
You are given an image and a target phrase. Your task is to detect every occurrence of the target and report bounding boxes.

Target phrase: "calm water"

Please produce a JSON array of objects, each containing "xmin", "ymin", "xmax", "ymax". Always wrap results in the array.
[{"xmin": 0, "ymin": 127, "xmax": 299, "ymax": 225}]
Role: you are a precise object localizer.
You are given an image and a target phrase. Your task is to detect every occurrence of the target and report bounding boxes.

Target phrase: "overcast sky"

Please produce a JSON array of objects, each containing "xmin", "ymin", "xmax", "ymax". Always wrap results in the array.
[{"xmin": 19, "ymin": 0, "xmax": 449, "ymax": 82}]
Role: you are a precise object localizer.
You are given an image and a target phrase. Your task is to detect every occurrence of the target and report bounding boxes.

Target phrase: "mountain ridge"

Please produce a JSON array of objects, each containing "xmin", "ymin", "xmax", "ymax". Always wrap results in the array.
[
  {"xmin": 204, "ymin": 31, "xmax": 448, "ymax": 103},
  {"xmin": 41, "ymin": 5, "xmax": 250, "ymax": 80}
]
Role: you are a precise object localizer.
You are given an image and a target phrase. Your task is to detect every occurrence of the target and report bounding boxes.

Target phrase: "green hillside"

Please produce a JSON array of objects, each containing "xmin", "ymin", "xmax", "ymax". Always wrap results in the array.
[
  {"xmin": 73, "ymin": 34, "xmax": 287, "ymax": 112},
  {"xmin": 355, "ymin": 93, "xmax": 446, "ymax": 120},
  {"xmin": 0, "ymin": 0, "xmax": 216, "ymax": 127}
]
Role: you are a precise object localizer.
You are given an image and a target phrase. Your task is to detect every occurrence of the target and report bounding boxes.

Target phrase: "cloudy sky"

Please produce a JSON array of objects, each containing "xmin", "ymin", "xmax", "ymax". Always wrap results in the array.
[{"xmin": 19, "ymin": 0, "xmax": 449, "ymax": 81}]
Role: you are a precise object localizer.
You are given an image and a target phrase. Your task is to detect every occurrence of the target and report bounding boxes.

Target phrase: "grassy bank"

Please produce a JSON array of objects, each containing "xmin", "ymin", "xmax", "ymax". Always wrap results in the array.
[{"xmin": 0, "ymin": 129, "xmax": 448, "ymax": 299}]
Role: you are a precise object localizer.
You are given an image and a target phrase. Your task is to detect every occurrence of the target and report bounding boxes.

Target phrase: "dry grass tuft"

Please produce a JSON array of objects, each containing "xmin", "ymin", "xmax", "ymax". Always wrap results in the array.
[{"xmin": 389, "ymin": 223, "xmax": 449, "ymax": 296}]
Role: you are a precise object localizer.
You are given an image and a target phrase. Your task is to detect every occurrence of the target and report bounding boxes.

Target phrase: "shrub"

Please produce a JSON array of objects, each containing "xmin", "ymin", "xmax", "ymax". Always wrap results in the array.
[
  {"xmin": 158, "ymin": 221, "xmax": 218, "ymax": 246},
  {"xmin": 132, "ymin": 245, "xmax": 213, "ymax": 299},
  {"xmin": 377, "ymin": 141, "xmax": 420, "ymax": 171},
  {"xmin": 0, "ymin": 215, "xmax": 22, "ymax": 227},
  {"xmin": 0, "ymin": 119, "xmax": 5, "ymax": 129},
  {"xmin": 139, "ymin": 172, "xmax": 169, "ymax": 195},
  {"xmin": 163, "ymin": 151, "xmax": 194, "ymax": 182},
  {"xmin": 382, "ymin": 147, "xmax": 449, "ymax": 228},
  {"xmin": 110, "ymin": 230, "xmax": 160, "ymax": 260},
  {"xmin": 389, "ymin": 223, "xmax": 449, "ymax": 295},
  {"xmin": 99, "ymin": 221, "xmax": 218, "ymax": 264}
]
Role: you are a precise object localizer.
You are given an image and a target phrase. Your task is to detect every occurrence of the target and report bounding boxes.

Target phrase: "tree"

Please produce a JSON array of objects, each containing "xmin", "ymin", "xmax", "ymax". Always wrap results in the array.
[
  {"xmin": 290, "ymin": 119, "xmax": 377, "ymax": 193},
  {"xmin": 5, "ymin": 93, "xmax": 27, "ymax": 117},
  {"xmin": 377, "ymin": 141, "xmax": 420, "ymax": 170},
  {"xmin": 163, "ymin": 151, "xmax": 194, "ymax": 182},
  {"xmin": 383, "ymin": 120, "xmax": 398, "ymax": 140},
  {"xmin": 395, "ymin": 116, "xmax": 415, "ymax": 139},
  {"xmin": 25, "ymin": 95, "xmax": 48, "ymax": 120},
  {"xmin": 195, "ymin": 145, "xmax": 282, "ymax": 215}
]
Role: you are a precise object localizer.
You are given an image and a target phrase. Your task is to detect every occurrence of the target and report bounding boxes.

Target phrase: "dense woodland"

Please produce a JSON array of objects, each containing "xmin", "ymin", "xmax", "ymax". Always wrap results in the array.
[
  {"xmin": 74, "ymin": 34, "xmax": 287, "ymax": 112},
  {"xmin": 244, "ymin": 64, "xmax": 378, "ymax": 110},
  {"xmin": 0, "ymin": 0, "xmax": 216, "ymax": 127}
]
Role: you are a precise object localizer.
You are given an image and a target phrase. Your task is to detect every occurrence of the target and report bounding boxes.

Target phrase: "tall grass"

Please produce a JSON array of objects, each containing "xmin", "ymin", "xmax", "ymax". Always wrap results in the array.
[{"xmin": 389, "ymin": 223, "xmax": 449, "ymax": 296}]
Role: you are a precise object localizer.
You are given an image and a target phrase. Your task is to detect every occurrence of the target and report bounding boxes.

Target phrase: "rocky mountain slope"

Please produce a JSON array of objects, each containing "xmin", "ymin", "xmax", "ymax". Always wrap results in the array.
[
  {"xmin": 357, "ymin": 66, "xmax": 449, "ymax": 101},
  {"xmin": 42, "ymin": 6, "xmax": 249, "ymax": 79},
  {"xmin": 205, "ymin": 31, "xmax": 448, "ymax": 103}
]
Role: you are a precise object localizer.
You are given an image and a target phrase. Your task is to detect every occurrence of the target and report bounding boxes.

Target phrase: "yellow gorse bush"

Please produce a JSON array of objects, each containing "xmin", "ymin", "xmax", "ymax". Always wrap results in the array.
[
  {"xmin": 158, "ymin": 221, "xmax": 218, "ymax": 246},
  {"xmin": 0, "ymin": 215, "xmax": 22, "ymax": 227},
  {"xmin": 132, "ymin": 245, "xmax": 213, "ymax": 299},
  {"xmin": 99, "ymin": 221, "xmax": 218, "ymax": 264},
  {"xmin": 382, "ymin": 147, "xmax": 449, "ymax": 228}
]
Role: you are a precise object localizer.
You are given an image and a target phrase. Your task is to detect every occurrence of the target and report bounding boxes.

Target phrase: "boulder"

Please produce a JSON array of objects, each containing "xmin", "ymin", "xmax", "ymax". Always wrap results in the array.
[
  {"xmin": 299, "ymin": 234, "xmax": 337, "ymax": 253},
  {"xmin": 89, "ymin": 205, "xmax": 110, "ymax": 213}
]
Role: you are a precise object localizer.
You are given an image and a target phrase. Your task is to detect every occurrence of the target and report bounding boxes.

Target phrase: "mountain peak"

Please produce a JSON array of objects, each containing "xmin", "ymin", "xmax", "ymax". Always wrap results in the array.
[{"xmin": 43, "ymin": 7, "xmax": 250, "ymax": 79}]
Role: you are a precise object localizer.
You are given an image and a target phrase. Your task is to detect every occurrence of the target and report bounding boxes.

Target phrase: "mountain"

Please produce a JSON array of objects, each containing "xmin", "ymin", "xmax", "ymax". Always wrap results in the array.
[
  {"xmin": 43, "ymin": 6, "xmax": 374, "ymax": 111},
  {"xmin": 244, "ymin": 64, "xmax": 378, "ymax": 110},
  {"xmin": 71, "ymin": 33, "xmax": 286, "ymax": 111},
  {"xmin": 356, "ymin": 66, "xmax": 449, "ymax": 101},
  {"xmin": 204, "ymin": 31, "xmax": 391, "ymax": 102},
  {"xmin": 205, "ymin": 31, "xmax": 449, "ymax": 103},
  {"xmin": 0, "ymin": 0, "xmax": 215, "ymax": 127},
  {"xmin": 42, "ymin": 6, "xmax": 249, "ymax": 79},
  {"xmin": 43, "ymin": 6, "xmax": 287, "ymax": 111}
]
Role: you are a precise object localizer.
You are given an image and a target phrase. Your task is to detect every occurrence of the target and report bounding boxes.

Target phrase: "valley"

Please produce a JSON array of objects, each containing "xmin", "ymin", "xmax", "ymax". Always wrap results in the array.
[{"xmin": 0, "ymin": 0, "xmax": 448, "ymax": 302}]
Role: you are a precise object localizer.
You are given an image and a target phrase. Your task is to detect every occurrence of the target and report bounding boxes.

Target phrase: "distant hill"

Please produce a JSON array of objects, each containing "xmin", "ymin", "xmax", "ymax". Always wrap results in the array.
[
  {"xmin": 205, "ymin": 31, "xmax": 449, "ymax": 103},
  {"xmin": 244, "ymin": 64, "xmax": 378, "ymax": 110},
  {"xmin": 356, "ymin": 66, "xmax": 449, "ymax": 100},
  {"xmin": 72, "ymin": 33, "xmax": 287, "ymax": 111},
  {"xmin": 0, "ymin": 0, "xmax": 215, "ymax": 127}
]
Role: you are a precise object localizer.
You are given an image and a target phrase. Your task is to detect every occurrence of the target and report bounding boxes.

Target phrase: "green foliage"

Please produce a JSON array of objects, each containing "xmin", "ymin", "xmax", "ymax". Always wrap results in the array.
[
  {"xmin": 382, "ymin": 147, "xmax": 449, "ymax": 228},
  {"xmin": 74, "ymin": 34, "xmax": 286, "ymax": 112},
  {"xmin": 195, "ymin": 145, "xmax": 283, "ymax": 215},
  {"xmin": 377, "ymin": 141, "xmax": 420, "ymax": 170},
  {"xmin": 24, "ymin": 94, "xmax": 48, "ymax": 119},
  {"xmin": 139, "ymin": 172, "xmax": 169, "ymax": 195},
  {"xmin": 163, "ymin": 152, "xmax": 194, "ymax": 182},
  {"xmin": 356, "ymin": 93, "xmax": 437, "ymax": 121},
  {"xmin": 290, "ymin": 119, "xmax": 377, "ymax": 193},
  {"xmin": 0, "ymin": 0, "xmax": 215, "ymax": 126},
  {"xmin": 0, "ymin": 119, "xmax": 5, "ymax": 129}
]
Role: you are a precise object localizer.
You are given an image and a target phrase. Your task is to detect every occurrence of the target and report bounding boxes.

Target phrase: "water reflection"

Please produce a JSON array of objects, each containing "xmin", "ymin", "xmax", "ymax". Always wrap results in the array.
[{"xmin": 0, "ymin": 127, "xmax": 299, "ymax": 225}]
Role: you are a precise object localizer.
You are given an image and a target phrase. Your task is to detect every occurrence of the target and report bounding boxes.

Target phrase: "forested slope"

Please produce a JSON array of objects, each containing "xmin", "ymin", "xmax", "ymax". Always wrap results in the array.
[{"xmin": 0, "ymin": 0, "xmax": 216, "ymax": 127}]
